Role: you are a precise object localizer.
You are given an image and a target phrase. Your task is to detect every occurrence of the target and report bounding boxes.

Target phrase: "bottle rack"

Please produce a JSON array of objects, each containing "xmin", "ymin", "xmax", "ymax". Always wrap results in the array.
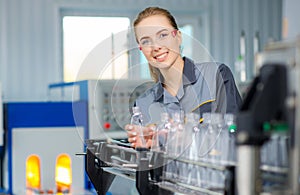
[{"xmin": 85, "ymin": 140, "xmax": 236, "ymax": 195}]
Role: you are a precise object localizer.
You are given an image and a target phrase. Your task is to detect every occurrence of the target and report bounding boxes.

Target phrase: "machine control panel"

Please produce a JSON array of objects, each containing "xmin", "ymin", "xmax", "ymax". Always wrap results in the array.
[{"xmin": 49, "ymin": 79, "xmax": 154, "ymax": 140}]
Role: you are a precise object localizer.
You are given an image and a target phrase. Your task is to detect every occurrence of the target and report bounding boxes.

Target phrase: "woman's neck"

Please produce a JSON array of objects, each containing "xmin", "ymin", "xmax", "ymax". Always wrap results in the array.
[{"xmin": 160, "ymin": 57, "xmax": 184, "ymax": 96}]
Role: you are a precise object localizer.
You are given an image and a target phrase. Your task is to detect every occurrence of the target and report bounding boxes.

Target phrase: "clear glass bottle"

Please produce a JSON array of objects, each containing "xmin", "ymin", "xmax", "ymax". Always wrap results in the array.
[
  {"xmin": 224, "ymin": 113, "xmax": 236, "ymax": 164},
  {"xmin": 234, "ymin": 54, "xmax": 246, "ymax": 83},
  {"xmin": 130, "ymin": 106, "xmax": 146, "ymax": 147},
  {"xmin": 185, "ymin": 113, "xmax": 200, "ymax": 160},
  {"xmin": 185, "ymin": 113, "xmax": 201, "ymax": 186},
  {"xmin": 204, "ymin": 113, "xmax": 223, "ymax": 164},
  {"xmin": 151, "ymin": 112, "xmax": 171, "ymax": 152},
  {"xmin": 278, "ymin": 128, "xmax": 289, "ymax": 168},
  {"xmin": 167, "ymin": 111, "xmax": 185, "ymax": 182},
  {"xmin": 170, "ymin": 111, "xmax": 185, "ymax": 157},
  {"xmin": 207, "ymin": 113, "xmax": 223, "ymax": 188},
  {"xmin": 165, "ymin": 111, "xmax": 183, "ymax": 156},
  {"xmin": 198, "ymin": 112, "xmax": 211, "ymax": 161},
  {"xmin": 261, "ymin": 123, "xmax": 289, "ymax": 168}
]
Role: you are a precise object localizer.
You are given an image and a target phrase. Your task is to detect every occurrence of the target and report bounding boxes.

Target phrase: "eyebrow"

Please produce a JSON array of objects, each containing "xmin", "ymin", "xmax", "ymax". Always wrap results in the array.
[{"xmin": 139, "ymin": 28, "xmax": 169, "ymax": 42}]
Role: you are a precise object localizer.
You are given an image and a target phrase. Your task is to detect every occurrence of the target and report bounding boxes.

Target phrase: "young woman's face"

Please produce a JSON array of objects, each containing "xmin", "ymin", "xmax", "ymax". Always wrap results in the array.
[{"xmin": 135, "ymin": 15, "xmax": 182, "ymax": 70}]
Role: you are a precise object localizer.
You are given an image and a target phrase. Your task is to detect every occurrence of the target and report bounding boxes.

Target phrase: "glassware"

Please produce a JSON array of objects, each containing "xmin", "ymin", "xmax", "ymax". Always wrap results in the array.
[
  {"xmin": 151, "ymin": 112, "xmax": 171, "ymax": 152},
  {"xmin": 130, "ymin": 106, "xmax": 146, "ymax": 147},
  {"xmin": 224, "ymin": 113, "xmax": 236, "ymax": 164}
]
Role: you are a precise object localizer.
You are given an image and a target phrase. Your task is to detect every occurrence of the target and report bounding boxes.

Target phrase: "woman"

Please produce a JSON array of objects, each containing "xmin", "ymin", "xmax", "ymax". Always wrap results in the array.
[{"xmin": 125, "ymin": 7, "xmax": 242, "ymax": 148}]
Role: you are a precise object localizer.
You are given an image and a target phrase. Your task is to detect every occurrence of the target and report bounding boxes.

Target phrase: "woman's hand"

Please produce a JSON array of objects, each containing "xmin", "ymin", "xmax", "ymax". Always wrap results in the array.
[{"xmin": 125, "ymin": 124, "xmax": 156, "ymax": 148}]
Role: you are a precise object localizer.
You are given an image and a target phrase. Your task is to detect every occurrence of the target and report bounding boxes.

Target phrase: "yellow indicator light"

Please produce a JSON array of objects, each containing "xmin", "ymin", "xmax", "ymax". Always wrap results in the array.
[
  {"xmin": 26, "ymin": 155, "xmax": 41, "ymax": 189},
  {"xmin": 55, "ymin": 154, "xmax": 72, "ymax": 192}
]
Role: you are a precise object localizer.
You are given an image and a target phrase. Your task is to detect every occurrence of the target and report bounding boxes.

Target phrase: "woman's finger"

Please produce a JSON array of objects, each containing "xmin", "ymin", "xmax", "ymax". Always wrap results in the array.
[
  {"xmin": 127, "ymin": 130, "xmax": 137, "ymax": 138},
  {"xmin": 128, "ymin": 137, "xmax": 137, "ymax": 143},
  {"xmin": 125, "ymin": 124, "xmax": 134, "ymax": 131},
  {"xmin": 146, "ymin": 139, "xmax": 152, "ymax": 148}
]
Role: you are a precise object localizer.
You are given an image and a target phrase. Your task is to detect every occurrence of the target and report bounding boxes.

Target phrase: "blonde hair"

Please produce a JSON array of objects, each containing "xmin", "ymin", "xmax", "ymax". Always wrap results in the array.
[{"xmin": 133, "ymin": 7, "xmax": 179, "ymax": 82}]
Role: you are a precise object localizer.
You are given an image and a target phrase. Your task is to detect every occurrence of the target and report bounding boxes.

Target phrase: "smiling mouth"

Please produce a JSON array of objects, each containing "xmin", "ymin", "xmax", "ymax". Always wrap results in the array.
[{"xmin": 154, "ymin": 52, "xmax": 168, "ymax": 61}]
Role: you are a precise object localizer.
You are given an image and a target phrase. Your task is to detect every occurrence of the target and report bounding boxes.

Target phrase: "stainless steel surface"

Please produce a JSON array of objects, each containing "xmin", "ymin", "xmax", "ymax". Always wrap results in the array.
[
  {"xmin": 237, "ymin": 146, "xmax": 261, "ymax": 195},
  {"xmin": 290, "ymin": 42, "xmax": 300, "ymax": 194}
]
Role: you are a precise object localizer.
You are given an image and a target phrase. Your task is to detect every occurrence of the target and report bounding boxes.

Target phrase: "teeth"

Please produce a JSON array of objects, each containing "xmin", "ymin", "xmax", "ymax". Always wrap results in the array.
[{"xmin": 156, "ymin": 53, "xmax": 167, "ymax": 59}]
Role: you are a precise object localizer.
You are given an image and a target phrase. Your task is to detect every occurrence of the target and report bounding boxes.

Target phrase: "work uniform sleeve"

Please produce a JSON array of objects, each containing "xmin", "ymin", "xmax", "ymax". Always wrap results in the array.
[{"xmin": 214, "ymin": 64, "xmax": 243, "ymax": 114}]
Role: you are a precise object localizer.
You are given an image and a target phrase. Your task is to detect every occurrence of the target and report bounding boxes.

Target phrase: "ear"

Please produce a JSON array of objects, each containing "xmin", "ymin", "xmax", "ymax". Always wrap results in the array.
[
  {"xmin": 176, "ymin": 30, "xmax": 182, "ymax": 45},
  {"xmin": 171, "ymin": 30, "xmax": 178, "ymax": 37}
]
